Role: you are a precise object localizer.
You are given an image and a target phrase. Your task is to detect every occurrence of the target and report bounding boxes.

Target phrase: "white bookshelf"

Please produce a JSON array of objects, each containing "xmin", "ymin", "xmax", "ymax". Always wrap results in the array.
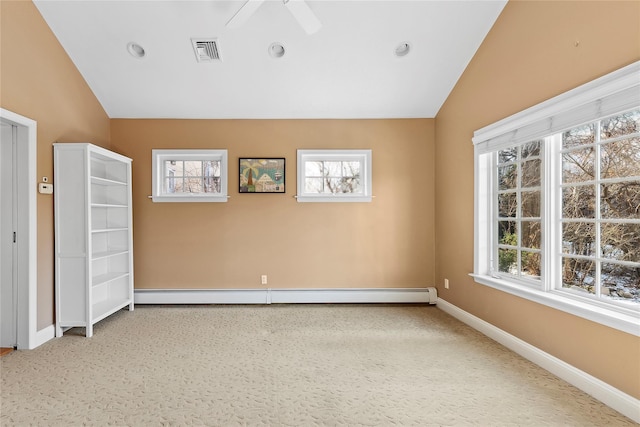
[{"xmin": 54, "ymin": 143, "xmax": 134, "ymax": 337}]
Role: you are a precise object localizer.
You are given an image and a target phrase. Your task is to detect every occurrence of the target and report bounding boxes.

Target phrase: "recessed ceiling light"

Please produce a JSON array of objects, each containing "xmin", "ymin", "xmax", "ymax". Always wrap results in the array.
[
  {"xmin": 395, "ymin": 42, "xmax": 411, "ymax": 57},
  {"xmin": 268, "ymin": 42, "xmax": 285, "ymax": 59},
  {"xmin": 127, "ymin": 42, "xmax": 146, "ymax": 59}
]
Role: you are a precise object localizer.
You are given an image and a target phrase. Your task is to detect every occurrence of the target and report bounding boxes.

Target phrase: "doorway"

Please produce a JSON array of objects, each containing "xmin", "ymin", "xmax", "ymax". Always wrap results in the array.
[
  {"xmin": 0, "ymin": 109, "xmax": 39, "ymax": 349},
  {"xmin": 1, "ymin": 122, "xmax": 18, "ymax": 348}
]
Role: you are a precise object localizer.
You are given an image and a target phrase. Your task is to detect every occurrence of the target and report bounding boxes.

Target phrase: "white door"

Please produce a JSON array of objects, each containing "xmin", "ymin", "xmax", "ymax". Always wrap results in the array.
[{"xmin": 0, "ymin": 122, "xmax": 18, "ymax": 348}]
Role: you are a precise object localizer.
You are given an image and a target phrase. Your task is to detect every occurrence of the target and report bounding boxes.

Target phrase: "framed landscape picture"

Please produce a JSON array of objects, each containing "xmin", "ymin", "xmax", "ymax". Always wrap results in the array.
[{"xmin": 239, "ymin": 158, "xmax": 285, "ymax": 193}]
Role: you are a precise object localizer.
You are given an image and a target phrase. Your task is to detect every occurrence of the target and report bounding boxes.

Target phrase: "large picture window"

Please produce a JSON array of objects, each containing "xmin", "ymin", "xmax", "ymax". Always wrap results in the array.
[{"xmin": 473, "ymin": 61, "xmax": 640, "ymax": 335}]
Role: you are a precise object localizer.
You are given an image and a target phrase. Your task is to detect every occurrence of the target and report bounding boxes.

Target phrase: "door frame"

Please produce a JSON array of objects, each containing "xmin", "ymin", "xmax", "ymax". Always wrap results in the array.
[{"xmin": 0, "ymin": 108, "xmax": 38, "ymax": 349}]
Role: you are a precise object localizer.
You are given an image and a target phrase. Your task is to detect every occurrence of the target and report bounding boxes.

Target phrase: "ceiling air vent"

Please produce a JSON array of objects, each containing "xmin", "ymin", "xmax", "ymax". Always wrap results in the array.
[{"xmin": 191, "ymin": 39, "xmax": 221, "ymax": 62}]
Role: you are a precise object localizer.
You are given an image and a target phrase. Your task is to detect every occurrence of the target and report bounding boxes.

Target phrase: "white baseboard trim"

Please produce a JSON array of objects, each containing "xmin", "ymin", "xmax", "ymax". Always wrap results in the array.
[
  {"xmin": 33, "ymin": 324, "xmax": 55, "ymax": 349},
  {"xmin": 436, "ymin": 298, "xmax": 640, "ymax": 424},
  {"xmin": 134, "ymin": 288, "xmax": 436, "ymax": 305}
]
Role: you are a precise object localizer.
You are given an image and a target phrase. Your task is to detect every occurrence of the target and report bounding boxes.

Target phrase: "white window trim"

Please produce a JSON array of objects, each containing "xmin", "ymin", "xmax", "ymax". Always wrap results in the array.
[
  {"xmin": 296, "ymin": 149, "xmax": 372, "ymax": 203},
  {"xmin": 151, "ymin": 149, "xmax": 228, "ymax": 202},
  {"xmin": 473, "ymin": 61, "xmax": 640, "ymax": 337}
]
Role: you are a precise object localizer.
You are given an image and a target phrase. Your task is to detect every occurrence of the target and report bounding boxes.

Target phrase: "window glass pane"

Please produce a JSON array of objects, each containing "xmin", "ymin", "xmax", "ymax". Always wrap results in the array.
[
  {"xmin": 184, "ymin": 161, "xmax": 202, "ymax": 177},
  {"xmin": 562, "ymin": 148, "xmax": 595, "ymax": 183},
  {"xmin": 204, "ymin": 160, "xmax": 221, "ymax": 178},
  {"xmin": 601, "ymin": 182, "xmax": 640, "ymax": 219},
  {"xmin": 174, "ymin": 161, "xmax": 218, "ymax": 194},
  {"xmin": 521, "ymin": 191, "xmax": 540, "ymax": 217},
  {"xmin": 521, "ymin": 251, "xmax": 541, "ymax": 279},
  {"xmin": 600, "ymin": 109, "xmax": 640, "ymax": 140},
  {"xmin": 601, "ymin": 138, "xmax": 640, "ymax": 179},
  {"xmin": 498, "ymin": 248, "xmax": 517, "ymax": 274},
  {"xmin": 183, "ymin": 178, "xmax": 203, "ymax": 193},
  {"xmin": 498, "ymin": 164, "xmax": 517, "ymax": 190},
  {"xmin": 562, "ymin": 222, "xmax": 595, "ymax": 256},
  {"xmin": 305, "ymin": 177, "xmax": 324, "ymax": 193},
  {"xmin": 342, "ymin": 161, "xmax": 360, "ymax": 177},
  {"xmin": 562, "ymin": 123, "xmax": 595, "ymax": 149},
  {"xmin": 498, "ymin": 147, "xmax": 517, "ymax": 164},
  {"xmin": 325, "ymin": 178, "xmax": 344, "ymax": 193},
  {"xmin": 324, "ymin": 161, "xmax": 342, "ymax": 177},
  {"xmin": 521, "ymin": 159, "xmax": 541, "ymax": 188},
  {"xmin": 498, "ymin": 192, "xmax": 517, "ymax": 218},
  {"xmin": 498, "ymin": 221, "xmax": 517, "ymax": 245},
  {"xmin": 521, "ymin": 221, "xmax": 541, "ymax": 249},
  {"xmin": 601, "ymin": 263, "xmax": 639, "ymax": 302},
  {"xmin": 562, "ymin": 258, "xmax": 595, "ymax": 295},
  {"xmin": 204, "ymin": 176, "xmax": 220, "ymax": 193},
  {"xmin": 521, "ymin": 140, "xmax": 541, "ymax": 158},
  {"xmin": 601, "ymin": 223, "xmax": 640, "ymax": 263},
  {"xmin": 164, "ymin": 177, "xmax": 176, "ymax": 193},
  {"xmin": 305, "ymin": 161, "xmax": 323, "ymax": 177},
  {"xmin": 338, "ymin": 177, "xmax": 361, "ymax": 194},
  {"xmin": 166, "ymin": 160, "xmax": 183, "ymax": 177},
  {"xmin": 562, "ymin": 185, "xmax": 595, "ymax": 218}
]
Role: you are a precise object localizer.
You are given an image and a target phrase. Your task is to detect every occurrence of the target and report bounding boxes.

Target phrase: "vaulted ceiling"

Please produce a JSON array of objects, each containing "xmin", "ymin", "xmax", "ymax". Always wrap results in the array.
[{"xmin": 34, "ymin": 0, "xmax": 507, "ymax": 119}]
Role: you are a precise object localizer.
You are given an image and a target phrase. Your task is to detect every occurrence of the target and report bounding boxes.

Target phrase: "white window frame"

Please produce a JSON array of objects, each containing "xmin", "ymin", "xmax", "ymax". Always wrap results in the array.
[
  {"xmin": 296, "ymin": 149, "xmax": 372, "ymax": 203},
  {"xmin": 151, "ymin": 149, "xmax": 228, "ymax": 202},
  {"xmin": 472, "ymin": 61, "xmax": 640, "ymax": 336}
]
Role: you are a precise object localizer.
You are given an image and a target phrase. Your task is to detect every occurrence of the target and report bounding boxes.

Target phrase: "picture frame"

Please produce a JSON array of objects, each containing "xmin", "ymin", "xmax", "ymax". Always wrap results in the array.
[{"xmin": 239, "ymin": 158, "xmax": 285, "ymax": 193}]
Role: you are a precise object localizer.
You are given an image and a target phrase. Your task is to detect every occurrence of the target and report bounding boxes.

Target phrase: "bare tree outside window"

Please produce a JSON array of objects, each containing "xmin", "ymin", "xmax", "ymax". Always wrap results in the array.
[
  {"xmin": 495, "ymin": 109, "xmax": 639, "ymax": 304},
  {"xmin": 496, "ymin": 140, "xmax": 542, "ymax": 279},
  {"xmin": 164, "ymin": 160, "xmax": 221, "ymax": 194},
  {"xmin": 475, "ymin": 65, "xmax": 640, "ymax": 334},
  {"xmin": 305, "ymin": 160, "xmax": 362, "ymax": 194},
  {"xmin": 152, "ymin": 149, "xmax": 228, "ymax": 203},
  {"xmin": 560, "ymin": 109, "xmax": 640, "ymax": 302},
  {"xmin": 204, "ymin": 160, "xmax": 221, "ymax": 193}
]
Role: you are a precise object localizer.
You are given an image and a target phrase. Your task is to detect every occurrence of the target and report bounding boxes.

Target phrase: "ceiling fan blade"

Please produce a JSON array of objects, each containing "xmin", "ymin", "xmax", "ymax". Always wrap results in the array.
[
  {"xmin": 226, "ymin": 0, "xmax": 265, "ymax": 29},
  {"xmin": 284, "ymin": 0, "xmax": 321, "ymax": 35}
]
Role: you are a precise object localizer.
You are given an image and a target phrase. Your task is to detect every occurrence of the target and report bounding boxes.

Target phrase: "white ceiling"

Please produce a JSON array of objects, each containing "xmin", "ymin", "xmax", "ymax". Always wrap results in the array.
[{"xmin": 33, "ymin": 0, "xmax": 506, "ymax": 119}]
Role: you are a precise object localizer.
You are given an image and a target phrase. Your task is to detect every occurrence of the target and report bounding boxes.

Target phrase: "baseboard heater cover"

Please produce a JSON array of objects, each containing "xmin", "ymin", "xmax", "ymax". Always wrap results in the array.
[{"xmin": 134, "ymin": 287, "xmax": 438, "ymax": 305}]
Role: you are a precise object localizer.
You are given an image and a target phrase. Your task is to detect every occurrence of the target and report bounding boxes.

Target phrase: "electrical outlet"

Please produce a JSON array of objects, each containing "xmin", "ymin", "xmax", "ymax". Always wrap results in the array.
[
  {"xmin": 444, "ymin": 278, "xmax": 449, "ymax": 289},
  {"xmin": 261, "ymin": 275, "xmax": 268, "ymax": 285},
  {"xmin": 38, "ymin": 183, "xmax": 54, "ymax": 194}
]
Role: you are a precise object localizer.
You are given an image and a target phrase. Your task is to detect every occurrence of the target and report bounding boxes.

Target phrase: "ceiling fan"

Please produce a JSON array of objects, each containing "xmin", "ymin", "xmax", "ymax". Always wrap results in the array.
[{"xmin": 226, "ymin": 0, "xmax": 322, "ymax": 35}]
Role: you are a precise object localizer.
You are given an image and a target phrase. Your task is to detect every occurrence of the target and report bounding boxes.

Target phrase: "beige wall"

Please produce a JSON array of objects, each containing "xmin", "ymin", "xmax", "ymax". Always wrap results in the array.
[
  {"xmin": 435, "ymin": 0, "xmax": 640, "ymax": 398},
  {"xmin": 111, "ymin": 119, "xmax": 435, "ymax": 290},
  {"xmin": 0, "ymin": 0, "xmax": 111, "ymax": 329}
]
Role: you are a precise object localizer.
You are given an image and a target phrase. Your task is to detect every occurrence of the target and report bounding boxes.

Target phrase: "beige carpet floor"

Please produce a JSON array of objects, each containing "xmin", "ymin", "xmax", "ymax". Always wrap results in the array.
[{"xmin": 0, "ymin": 304, "xmax": 635, "ymax": 426}]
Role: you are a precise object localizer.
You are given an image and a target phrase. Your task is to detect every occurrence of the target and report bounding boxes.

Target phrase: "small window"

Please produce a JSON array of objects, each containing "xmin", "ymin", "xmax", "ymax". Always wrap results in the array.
[
  {"xmin": 296, "ymin": 149, "xmax": 372, "ymax": 202},
  {"xmin": 152, "ymin": 149, "xmax": 228, "ymax": 202}
]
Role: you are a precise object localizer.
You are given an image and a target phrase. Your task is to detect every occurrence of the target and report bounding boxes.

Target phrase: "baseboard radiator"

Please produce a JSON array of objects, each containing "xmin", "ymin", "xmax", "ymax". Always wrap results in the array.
[{"xmin": 134, "ymin": 287, "xmax": 438, "ymax": 305}]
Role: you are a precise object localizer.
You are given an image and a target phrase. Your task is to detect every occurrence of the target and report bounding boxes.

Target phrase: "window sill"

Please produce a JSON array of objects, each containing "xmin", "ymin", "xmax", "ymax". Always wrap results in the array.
[
  {"xmin": 296, "ymin": 195, "xmax": 372, "ymax": 203},
  {"xmin": 151, "ymin": 195, "xmax": 228, "ymax": 203},
  {"xmin": 470, "ymin": 273, "xmax": 640, "ymax": 337}
]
